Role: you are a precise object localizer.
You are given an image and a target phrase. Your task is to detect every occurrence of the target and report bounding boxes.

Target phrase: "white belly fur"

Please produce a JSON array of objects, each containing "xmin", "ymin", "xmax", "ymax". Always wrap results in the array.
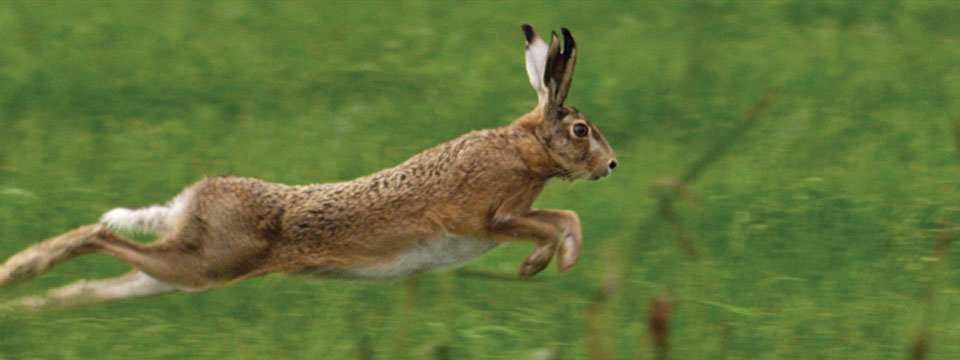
[{"xmin": 305, "ymin": 235, "xmax": 499, "ymax": 280}]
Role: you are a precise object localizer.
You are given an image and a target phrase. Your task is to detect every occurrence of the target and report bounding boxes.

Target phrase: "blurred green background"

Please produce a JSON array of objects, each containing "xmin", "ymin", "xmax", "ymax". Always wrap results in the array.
[{"xmin": 2, "ymin": 1, "xmax": 959, "ymax": 358}]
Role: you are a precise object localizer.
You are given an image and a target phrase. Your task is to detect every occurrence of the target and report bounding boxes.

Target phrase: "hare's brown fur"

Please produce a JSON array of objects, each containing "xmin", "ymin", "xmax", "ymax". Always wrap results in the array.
[{"xmin": 0, "ymin": 25, "xmax": 616, "ymax": 309}]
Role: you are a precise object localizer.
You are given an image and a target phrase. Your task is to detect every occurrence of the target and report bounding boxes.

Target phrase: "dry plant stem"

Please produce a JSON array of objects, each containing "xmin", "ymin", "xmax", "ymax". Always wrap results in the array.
[
  {"xmin": 357, "ymin": 332, "xmax": 375, "ymax": 360},
  {"xmin": 583, "ymin": 253, "xmax": 618, "ymax": 360},
  {"xmin": 921, "ymin": 225, "xmax": 951, "ymax": 311},
  {"xmin": 430, "ymin": 344, "xmax": 453, "ymax": 360},
  {"xmin": 908, "ymin": 223, "xmax": 952, "ymax": 360},
  {"xmin": 909, "ymin": 121, "xmax": 960, "ymax": 359},
  {"xmin": 630, "ymin": 91, "xmax": 778, "ymax": 357},
  {"xmin": 649, "ymin": 296, "xmax": 673, "ymax": 360},
  {"xmin": 951, "ymin": 120, "xmax": 960, "ymax": 162},
  {"xmin": 623, "ymin": 90, "xmax": 779, "ymax": 359},
  {"xmin": 344, "ymin": 311, "xmax": 376, "ymax": 360},
  {"xmin": 657, "ymin": 191, "xmax": 698, "ymax": 262},
  {"xmin": 908, "ymin": 331, "xmax": 930, "ymax": 360},
  {"xmin": 584, "ymin": 296, "xmax": 610, "ymax": 360},
  {"xmin": 905, "ymin": 121, "xmax": 960, "ymax": 359},
  {"xmin": 389, "ymin": 276, "xmax": 422, "ymax": 358},
  {"xmin": 630, "ymin": 91, "xmax": 777, "ymax": 260}
]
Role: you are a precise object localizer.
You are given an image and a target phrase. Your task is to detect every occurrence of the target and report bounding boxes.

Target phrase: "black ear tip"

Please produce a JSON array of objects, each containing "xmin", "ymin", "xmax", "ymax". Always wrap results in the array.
[
  {"xmin": 561, "ymin": 27, "xmax": 575, "ymax": 45},
  {"xmin": 522, "ymin": 24, "xmax": 535, "ymax": 42}
]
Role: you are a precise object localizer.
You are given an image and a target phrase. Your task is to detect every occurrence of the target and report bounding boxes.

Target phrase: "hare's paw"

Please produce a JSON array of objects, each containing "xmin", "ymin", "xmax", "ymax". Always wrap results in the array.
[
  {"xmin": 519, "ymin": 243, "xmax": 556, "ymax": 277},
  {"xmin": 556, "ymin": 232, "xmax": 582, "ymax": 273}
]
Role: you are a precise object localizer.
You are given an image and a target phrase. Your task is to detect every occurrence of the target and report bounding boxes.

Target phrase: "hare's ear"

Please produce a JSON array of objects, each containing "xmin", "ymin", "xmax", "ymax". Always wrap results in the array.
[
  {"xmin": 541, "ymin": 28, "xmax": 577, "ymax": 120},
  {"xmin": 553, "ymin": 28, "xmax": 577, "ymax": 106},
  {"xmin": 523, "ymin": 24, "xmax": 549, "ymax": 104}
]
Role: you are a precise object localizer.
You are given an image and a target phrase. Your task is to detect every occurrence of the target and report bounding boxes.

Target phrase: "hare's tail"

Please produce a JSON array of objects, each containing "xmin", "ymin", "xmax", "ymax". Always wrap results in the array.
[{"xmin": 99, "ymin": 190, "xmax": 192, "ymax": 235}]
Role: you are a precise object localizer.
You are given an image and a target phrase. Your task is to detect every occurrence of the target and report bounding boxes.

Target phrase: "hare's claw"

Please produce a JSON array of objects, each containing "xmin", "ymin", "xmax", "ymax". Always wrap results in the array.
[
  {"xmin": 556, "ymin": 233, "xmax": 582, "ymax": 273},
  {"xmin": 519, "ymin": 243, "xmax": 556, "ymax": 277}
]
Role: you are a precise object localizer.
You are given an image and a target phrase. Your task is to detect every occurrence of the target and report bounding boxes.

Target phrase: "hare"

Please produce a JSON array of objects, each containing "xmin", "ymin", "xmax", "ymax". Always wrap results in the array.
[{"xmin": 0, "ymin": 25, "xmax": 616, "ymax": 309}]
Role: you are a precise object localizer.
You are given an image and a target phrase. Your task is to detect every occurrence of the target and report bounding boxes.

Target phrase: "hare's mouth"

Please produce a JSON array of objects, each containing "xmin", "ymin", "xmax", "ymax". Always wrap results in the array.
[{"xmin": 589, "ymin": 168, "xmax": 613, "ymax": 181}]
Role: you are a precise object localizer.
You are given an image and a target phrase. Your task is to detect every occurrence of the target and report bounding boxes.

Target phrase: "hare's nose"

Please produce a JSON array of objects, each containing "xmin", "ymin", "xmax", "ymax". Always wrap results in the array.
[{"xmin": 608, "ymin": 160, "xmax": 618, "ymax": 170}]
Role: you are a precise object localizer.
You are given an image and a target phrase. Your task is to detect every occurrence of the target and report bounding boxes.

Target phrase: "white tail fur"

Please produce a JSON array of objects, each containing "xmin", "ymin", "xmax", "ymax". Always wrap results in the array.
[{"xmin": 99, "ymin": 190, "xmax": 193, "ymax": 235}]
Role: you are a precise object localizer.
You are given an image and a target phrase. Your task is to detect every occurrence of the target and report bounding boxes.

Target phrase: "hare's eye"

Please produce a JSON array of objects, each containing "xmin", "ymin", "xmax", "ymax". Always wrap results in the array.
[{"xmin": 572, "ymin": 123, "xmax": 589, "ymax": 138}]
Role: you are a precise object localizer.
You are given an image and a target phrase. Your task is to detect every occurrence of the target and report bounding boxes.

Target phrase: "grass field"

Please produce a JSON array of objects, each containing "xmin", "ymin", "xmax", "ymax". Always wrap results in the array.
[{"xmin": 2, "ymin": 1, "xmax": 960, "ymax": 358}]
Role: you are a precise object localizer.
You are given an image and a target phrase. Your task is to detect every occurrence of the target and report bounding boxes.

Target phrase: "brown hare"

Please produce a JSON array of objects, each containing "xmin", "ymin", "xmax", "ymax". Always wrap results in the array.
[{"xmin": 0, "ymin": 25, "xmax": 616, "ymax": 309}]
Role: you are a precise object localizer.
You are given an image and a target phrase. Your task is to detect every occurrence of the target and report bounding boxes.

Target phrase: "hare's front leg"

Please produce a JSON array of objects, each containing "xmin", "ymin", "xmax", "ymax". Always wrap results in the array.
[{"xmin": 489, "ymin": 209, "xmax": 582, "ymax": 276}]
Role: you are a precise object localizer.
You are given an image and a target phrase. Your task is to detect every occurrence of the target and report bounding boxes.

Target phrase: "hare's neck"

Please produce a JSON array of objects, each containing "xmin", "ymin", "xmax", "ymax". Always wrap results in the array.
[{"xmin": 505, "ymin": 123, "xmax": 564, "ymax": 180}]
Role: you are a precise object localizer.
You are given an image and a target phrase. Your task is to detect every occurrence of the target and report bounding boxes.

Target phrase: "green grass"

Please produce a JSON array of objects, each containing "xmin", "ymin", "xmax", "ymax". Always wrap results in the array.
[{"xmin": 2, "ymin": 1, "xmax": 960, "ymax": 358}]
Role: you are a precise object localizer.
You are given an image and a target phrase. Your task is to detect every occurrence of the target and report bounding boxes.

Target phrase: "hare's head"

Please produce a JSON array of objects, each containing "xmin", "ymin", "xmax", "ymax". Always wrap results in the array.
[{"xmin": 523, "ymin": 25, "xmax": 617, "ymax": 181}]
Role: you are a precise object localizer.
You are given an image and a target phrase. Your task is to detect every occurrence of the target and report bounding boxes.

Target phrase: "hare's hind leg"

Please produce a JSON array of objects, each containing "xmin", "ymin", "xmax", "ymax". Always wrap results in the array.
[
  {"xmin": 0, "ymin": 224, "xmax": 175, "ymax": 287},
  {"xmin": 0, "ymin": 224, "xmax": 230, "ymax": 303},
  {"xmin": 0, "ymin": 225, "xmax": 101, "ymax": 286},
  {"xmin": 4, "ymin": 271, "xmax": 177, "ymax": 310},
  {"xmin": 0, "ymin": 223, "xmax": 216, "ymax": 291},
  {"xmin": 0, "ymin": 191, "xmax": 192, "ymax": 285}
]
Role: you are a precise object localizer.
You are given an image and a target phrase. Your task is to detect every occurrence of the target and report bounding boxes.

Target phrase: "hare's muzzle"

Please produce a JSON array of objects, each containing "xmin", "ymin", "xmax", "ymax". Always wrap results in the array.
[{"xmin": 592, "ymin": 158, "xmax": 617, "ymax": 180}]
